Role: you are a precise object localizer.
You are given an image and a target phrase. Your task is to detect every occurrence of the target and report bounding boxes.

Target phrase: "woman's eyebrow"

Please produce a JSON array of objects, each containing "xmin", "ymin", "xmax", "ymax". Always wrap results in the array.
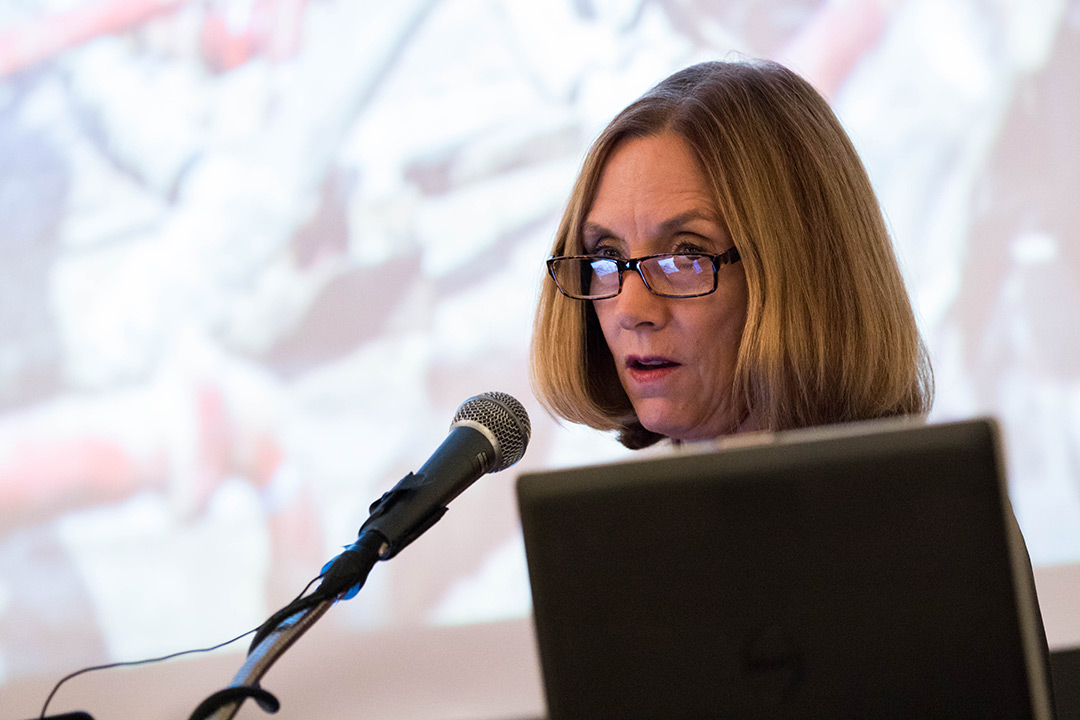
[
  {"xmin": 655, "ymin": 209, "xmax": 720, "ymax": 236},
  {"xmin": 584, "ymin": 210, "xmax": 718, "ymax": 237},
  {"xmin": 581, "ymin": 209, "xmax": 722, "ymax": 250},
  {"xmin": 582, "ymin": 220, "xmax": 614, "ymax": 238},
  {"xmin": 581, "ymin": 221, "xmax": 620, "ymax": 249}
]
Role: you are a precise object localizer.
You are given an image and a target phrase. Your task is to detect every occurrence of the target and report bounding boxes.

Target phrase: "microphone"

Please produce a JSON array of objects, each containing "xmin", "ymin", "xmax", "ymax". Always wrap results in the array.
[
  {"xmin": 356, "ymin": 390, "xmax": 531, "ymax": 560},
  {"xmin": 269, "ymin": 391, "xmax": 530, "ymax": 627}
]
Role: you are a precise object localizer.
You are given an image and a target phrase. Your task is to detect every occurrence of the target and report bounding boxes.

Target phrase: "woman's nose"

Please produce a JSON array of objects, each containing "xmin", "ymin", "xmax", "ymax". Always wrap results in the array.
[{"xmin": 612, "ymin": 269, "xmax": 667, "ymax": 329}]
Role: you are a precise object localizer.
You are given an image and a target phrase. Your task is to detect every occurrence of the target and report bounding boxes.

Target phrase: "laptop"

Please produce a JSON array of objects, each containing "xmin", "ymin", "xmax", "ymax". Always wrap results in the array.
[{"xmin": 516, "ymin": 417, "xmax": 1054, "ymax": 719}]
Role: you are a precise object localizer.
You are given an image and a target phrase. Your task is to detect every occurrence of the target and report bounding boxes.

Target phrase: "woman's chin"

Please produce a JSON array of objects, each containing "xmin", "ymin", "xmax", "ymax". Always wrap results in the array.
[
  {"xmin": 636, "ymin": 411, "xmax": 706, "ymax": 442},
  {"xmin": 634, "ymin": 402, "xmax": 735, "ymax": 442}
]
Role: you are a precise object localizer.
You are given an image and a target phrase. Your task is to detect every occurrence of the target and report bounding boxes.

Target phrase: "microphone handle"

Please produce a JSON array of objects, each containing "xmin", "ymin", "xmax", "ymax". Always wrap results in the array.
[{"xmin": 358, "ymin": 424, "xmax": 494, "ymax": 559}]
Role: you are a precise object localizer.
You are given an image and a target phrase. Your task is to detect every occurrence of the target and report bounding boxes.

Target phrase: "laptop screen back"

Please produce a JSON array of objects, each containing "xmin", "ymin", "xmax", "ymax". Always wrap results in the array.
[{"xmin": 516, "ymin": 418, "xmax": 1051, "ymax": 719}]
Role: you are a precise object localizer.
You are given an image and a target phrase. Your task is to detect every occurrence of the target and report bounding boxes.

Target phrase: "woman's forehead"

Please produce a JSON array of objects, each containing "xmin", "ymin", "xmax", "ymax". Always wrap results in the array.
[{"xmin": 579, "ymin": 135, "xmax": 723, "ymax": 244}]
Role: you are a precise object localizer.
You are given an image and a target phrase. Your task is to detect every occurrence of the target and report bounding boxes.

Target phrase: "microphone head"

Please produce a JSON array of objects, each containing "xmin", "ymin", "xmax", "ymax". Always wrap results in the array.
[{"xmin": 451, "ymin": 391, "xmax": 531, "ymax": 472}]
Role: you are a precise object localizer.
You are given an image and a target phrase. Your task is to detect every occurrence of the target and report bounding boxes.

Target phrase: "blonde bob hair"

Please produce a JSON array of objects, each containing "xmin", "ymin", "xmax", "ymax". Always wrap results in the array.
[{"xmin": 531, "ymin": 59, "xmax": 933, "ymax": 449}]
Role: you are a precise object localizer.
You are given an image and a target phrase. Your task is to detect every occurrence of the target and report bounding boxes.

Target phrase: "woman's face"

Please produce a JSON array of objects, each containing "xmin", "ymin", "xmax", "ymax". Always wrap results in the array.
[{"xmin": 587, "ymin": 133, "xmax": 749, "ymax": 441}]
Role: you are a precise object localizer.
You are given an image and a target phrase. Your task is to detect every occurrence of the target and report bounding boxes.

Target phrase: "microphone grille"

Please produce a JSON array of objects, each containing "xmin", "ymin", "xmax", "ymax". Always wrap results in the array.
[{"xmin": 452, "ymin": 391, "xmax": 531, "ymax": 471}]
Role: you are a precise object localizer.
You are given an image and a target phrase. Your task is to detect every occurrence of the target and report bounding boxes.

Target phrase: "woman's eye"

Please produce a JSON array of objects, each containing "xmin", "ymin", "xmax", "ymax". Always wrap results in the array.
[
  {"xmin": 672, "ymin": 234, "xmax": 711, "ymax": 254},
  {"xmin": 591, "ymin": 244, "xmax": 622, "ymax": 259}
]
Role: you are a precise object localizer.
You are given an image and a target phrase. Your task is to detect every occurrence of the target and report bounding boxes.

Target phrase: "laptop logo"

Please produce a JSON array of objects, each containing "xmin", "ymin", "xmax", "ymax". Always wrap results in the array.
[{"xmin": 743, "ymin": 624, "xmax": 804, "ymax": 704}]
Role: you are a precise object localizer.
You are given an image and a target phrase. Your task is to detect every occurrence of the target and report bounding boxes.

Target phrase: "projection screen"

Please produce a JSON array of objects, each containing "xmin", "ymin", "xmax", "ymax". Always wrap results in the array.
[{"xmin": 1, "ymin": 0, "xmax": 1078, "ymax": 718}]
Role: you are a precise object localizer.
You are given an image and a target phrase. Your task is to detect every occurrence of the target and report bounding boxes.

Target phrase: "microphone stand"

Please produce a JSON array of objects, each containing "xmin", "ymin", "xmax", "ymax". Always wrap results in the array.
[
  {"xmin": 189, "ymin": 397, "xmax": 529, "ymax": 718},
  {"xmin": 194, "ymin": 600, "xmax": 333, "ymax": 720},
  {"xmin": 189, "ymin": 531, "xmax": 386, "ymax": 720}
]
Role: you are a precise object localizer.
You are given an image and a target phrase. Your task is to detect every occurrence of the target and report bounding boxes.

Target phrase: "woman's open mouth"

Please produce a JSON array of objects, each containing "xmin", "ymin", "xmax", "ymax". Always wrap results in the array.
[{"xmin": 625, "ymin": 355, "xmax": 681, "ymax": 382}]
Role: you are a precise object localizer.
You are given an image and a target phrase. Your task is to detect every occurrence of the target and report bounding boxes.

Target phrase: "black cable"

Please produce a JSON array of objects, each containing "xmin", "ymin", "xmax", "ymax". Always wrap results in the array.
[
  {"xmin": 38, "ymin": 575, "xmax": 325, "ymax": 719},
  {"xmin": 247, "ymin": 531, "xmax": 384, "ymax": 652},
  {"xmin": 38, "ymin": 627, "xmax": 257, "ymax": 719},
  {"xmin": 245, "ymin": 590, "xmax": 326, "ymax": 653},
  {"xmin": 39, "ymin": 533, "xmax": 382, "ymax": 718}
]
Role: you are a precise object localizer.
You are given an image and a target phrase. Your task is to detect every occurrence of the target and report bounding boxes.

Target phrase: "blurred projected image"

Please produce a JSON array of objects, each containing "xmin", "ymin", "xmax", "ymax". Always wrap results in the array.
[{"xmin": 1, "ymin": 0, "xmax": 1079, "ymax": 690}]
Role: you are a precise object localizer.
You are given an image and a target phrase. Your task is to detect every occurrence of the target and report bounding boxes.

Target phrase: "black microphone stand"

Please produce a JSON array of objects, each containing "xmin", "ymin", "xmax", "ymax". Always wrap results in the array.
[
  {"xmin": 189, "ymin": 530, "xmax": 386, "ymax": 720},
  {"xmin": 192, "ymin": 601, "xmax": 332, "ymax": 720},
  {"xmin": 189, "ymin": 464, "xmax": 458, "ymax": 719}
]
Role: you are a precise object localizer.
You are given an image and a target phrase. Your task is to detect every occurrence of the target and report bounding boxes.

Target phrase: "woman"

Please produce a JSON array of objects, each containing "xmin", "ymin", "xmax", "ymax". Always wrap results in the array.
[{"xmin": 532, "ymin": 58, "xmax": 933, "ymax": 447}]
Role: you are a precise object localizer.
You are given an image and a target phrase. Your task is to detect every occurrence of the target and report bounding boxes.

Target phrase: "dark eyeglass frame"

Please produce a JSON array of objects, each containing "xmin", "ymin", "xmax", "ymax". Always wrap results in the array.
[{"xmin": 546, "ymin": 247, "xmax": 741, "ymax": 300}]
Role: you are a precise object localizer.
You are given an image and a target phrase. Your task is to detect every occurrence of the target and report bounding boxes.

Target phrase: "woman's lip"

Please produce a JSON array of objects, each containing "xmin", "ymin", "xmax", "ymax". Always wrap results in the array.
[
  {"xmin": 624, "ymin": 355, "xmax": 682, "ymax": 383},
  {"xmin": 625, "ymin": 363, "xmax": 680, "ymax": 385}
]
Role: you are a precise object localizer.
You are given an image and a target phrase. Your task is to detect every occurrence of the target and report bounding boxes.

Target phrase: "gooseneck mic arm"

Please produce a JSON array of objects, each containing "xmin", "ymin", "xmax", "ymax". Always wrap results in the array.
[
  {"xmin": 190, "ymin": 392, "xmax": 531, "ymax": 720},
  {"xmin": 191, "ymin": 533, "xmax": 383, "ymax": 720}
]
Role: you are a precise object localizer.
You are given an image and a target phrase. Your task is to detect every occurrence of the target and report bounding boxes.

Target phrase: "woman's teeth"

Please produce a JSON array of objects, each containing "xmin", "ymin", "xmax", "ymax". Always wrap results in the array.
[{"xmin": 632, "ymin": 358, "xmax": 675, "ymax": 369}]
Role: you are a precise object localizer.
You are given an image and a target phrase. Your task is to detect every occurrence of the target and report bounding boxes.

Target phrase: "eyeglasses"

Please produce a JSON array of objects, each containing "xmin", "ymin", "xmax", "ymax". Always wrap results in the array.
[{"xmin": 546, "ymin": 247, "xmax": 741, "ymax": 300}]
